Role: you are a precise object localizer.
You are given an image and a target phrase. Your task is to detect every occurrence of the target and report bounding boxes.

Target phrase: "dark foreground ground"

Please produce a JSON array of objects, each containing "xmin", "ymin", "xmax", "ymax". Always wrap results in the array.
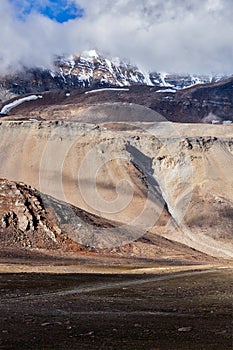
[{"xmin": 0, "ymin": 266, "xmax": 232, "ymax": 350}]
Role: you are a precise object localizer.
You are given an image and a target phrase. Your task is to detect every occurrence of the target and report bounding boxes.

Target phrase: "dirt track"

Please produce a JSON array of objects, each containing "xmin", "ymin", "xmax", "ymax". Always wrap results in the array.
[
  {"xmin": 0, "ymin": 266, "xmax": 232, "ymax": 349},
  {"xmin": 1, "ymin": 266, "xmax": 230, "ymax": 300}
]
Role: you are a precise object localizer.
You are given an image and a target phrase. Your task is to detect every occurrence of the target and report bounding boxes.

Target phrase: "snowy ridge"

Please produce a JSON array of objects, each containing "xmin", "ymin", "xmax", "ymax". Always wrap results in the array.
[
  {"xmin": 54, "ymin": 51, "xmax": 224, "ymax": 89},
  {"xmin": 51, "ymin": 51, "xmax": 150, "ymax": 88},
  {"xmin": 149, "ymin": 72, "xmax": 216, "ymax": 89},
  {"xmin": 0, "ymin": 50, "xmax": 230, "ymax": 96}
]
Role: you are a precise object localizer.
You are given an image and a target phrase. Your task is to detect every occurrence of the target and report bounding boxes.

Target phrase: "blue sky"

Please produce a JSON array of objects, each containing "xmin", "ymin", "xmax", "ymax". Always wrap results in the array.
[
  {"xmin": 9, "ymin": 0, "xmax": 84, "ymax": 23},
  {"xmin": 1, "ymin": 0, "xmax": 233, "ymax": 74}
]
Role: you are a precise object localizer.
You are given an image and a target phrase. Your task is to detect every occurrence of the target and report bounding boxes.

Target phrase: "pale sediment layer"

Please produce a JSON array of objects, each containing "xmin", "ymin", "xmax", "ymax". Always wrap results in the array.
[{"xmin": 0, "ymin": 121, "xmax": 232, "ymax": 258}]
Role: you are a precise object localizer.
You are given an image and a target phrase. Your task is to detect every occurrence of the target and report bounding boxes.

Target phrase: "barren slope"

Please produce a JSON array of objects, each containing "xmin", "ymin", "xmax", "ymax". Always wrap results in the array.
[
  {"xmin": 1, "ymin": 79, "xmax": 233, "ymax": 122},
  {"xmin": 0, "ymin": 178, "xmax": 214, "ymax": 263},
  {"xmin": 0, "ymin": 120, "xmax": 232, "ymax": 258}
]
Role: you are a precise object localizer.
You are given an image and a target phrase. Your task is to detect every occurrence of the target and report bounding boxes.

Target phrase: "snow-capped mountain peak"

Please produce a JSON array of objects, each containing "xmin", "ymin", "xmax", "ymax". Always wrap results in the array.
[{"xmin": 0, "ymin": 50, "xmax": 230, "ymax": 99}]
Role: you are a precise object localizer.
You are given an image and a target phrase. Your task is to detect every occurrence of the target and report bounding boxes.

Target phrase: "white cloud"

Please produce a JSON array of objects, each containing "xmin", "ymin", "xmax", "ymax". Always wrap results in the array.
[{"xmin": 1, "ymin": 0, "xmax": 233, "ymax": 74}]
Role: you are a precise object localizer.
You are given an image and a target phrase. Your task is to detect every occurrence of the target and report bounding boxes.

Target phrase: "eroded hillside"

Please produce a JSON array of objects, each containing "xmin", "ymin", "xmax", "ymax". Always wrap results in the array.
[{"xmin": 0, "ymin": 120, "xmax": 232, "ymax": 258}]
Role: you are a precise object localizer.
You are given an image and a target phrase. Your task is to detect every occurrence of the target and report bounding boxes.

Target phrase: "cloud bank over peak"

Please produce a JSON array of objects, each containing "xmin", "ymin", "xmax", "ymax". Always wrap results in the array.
[{"xmin": 0, "ymin": 0, "xmax": 233, "ymax": 75}]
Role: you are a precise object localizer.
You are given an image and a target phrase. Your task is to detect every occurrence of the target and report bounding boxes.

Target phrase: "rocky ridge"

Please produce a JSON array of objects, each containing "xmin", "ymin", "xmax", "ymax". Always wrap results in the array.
[{"xmin": 0, "ymin": 179, "xmax": 61, "ymax": 250}]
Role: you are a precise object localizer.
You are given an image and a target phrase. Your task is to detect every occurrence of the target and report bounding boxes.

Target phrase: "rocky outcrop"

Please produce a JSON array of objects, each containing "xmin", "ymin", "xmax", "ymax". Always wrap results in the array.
[
  {"xmin": 0, "ymin": 178, "xmax": 131, "ymax": 251},
  {"xmin": 0, "ymin": 179, "xmax": 60, "ymax": 249},
  {"xmin": 0, "ymin": 178, "xmax": 214, "ymax": 262}
]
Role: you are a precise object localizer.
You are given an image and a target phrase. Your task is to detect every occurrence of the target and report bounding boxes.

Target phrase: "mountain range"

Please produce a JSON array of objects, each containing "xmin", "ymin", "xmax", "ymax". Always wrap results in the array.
[
  {"xmin": 0, "ymin": 50, "xmax": 230, "ymax": 100},
  {"xmin": 0, "ymin": 49, "xmax": 232, "ymax": 273}
]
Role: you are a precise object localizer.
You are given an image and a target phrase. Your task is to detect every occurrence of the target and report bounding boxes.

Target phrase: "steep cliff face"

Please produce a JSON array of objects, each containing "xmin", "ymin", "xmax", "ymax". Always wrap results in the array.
[
  {"xmin": 150, "ymin": 137, "xmax": 233, "ymax": 257},
  {"xmin": 0, "ymin": 120, "xmax": 232, "ymax": 258}
]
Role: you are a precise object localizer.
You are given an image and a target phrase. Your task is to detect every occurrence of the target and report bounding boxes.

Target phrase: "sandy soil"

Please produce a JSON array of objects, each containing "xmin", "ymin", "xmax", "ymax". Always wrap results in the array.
[{"xmin": 0, "ymin": 265, "xmax": 232, "ymax": 350}]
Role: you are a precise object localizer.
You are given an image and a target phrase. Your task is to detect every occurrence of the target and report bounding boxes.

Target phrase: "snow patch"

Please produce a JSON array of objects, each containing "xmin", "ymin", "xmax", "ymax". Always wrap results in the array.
[
  {"xmin": 156, "ymin": 88, "xmax": 176, "ymax": 93},
  {"xmin": 85, "ymin": 88, "xmax": 130, "ymax": 94},
  {"xmin": 222, "ymin": 120, "xmax": 232, "ymax": 124},
  {"xmin": 49, "ymin": 71, "xmax": 56, "ymax": 78},
  {"xmin": 59, "ymin": 67, "xmax": 66, "ymax": 83},
  {"xmin": 159, "ymin": 73, "xmax": 173, "ymax": 87},
  {"xmin": 82, "ymin": 50, "xmax": 99, "ymax": 60},
  {"xmin": 139, "ymin": 68, "xmax": 152, "ymax": 86},
  {"xmin": 0, "ymin": 95, "xmax": 43, "ymax": 114}
]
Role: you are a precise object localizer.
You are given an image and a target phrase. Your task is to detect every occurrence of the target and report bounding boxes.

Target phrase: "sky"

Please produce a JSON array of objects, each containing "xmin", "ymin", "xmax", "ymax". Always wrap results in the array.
[
  {"xmin": 1, "ymin": 0, "xmax": 233, "ymax": 75},
  {"xmin": 9, "ymin": 0, "xmax": 83, "ymax": 23}
]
